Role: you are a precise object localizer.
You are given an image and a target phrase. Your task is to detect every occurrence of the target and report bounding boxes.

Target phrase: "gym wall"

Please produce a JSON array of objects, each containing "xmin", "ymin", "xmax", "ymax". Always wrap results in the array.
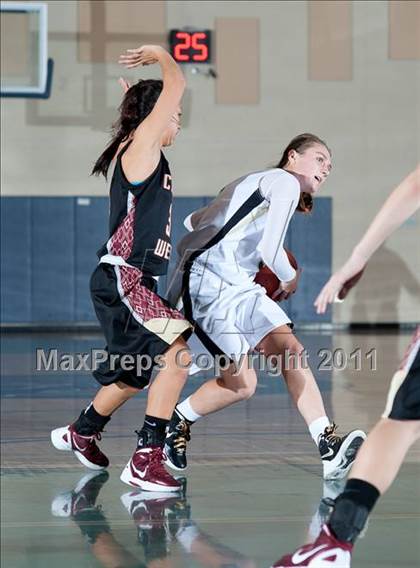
[{"xmin": 1, "ymin": 1, "xmax": 419, "ymax": 325}]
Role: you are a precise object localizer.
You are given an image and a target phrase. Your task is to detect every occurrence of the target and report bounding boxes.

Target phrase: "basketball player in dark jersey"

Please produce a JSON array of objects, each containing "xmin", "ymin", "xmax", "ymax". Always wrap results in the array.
[
  {"xmin": 273, "ymin": 167, "xmax": 420, "ymax": 567},
  {"xmin": 51, "ymin": 45, "xmax": 193, "ymax": 492}
]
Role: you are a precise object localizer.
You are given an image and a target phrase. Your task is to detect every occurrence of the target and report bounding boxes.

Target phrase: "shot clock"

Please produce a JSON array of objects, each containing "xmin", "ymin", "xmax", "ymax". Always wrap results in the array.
[{"xmin": 169, "ymin": 29, "xmax": 212, "ymax": 63}]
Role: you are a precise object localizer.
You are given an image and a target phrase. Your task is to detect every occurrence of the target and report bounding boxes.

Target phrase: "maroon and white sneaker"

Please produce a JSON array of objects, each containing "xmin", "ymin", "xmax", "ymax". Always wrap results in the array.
[
  {"xmin": 121, "ymin": 490, "xmax": 182, "ymax": 531},
  {"xmin": 272, "ymin": 524, "xmax": 352, "ymax": 567},
  {"xmin": 51, "ymin": 470, "xmax": 110, "ymax": 517},
  {"xmin": 51, "ymin": 424, "xmax": 109, "ymax": 470},
  {"xmin": 120, "ymin": 446, "xmax": 181, "ymax": 492}
]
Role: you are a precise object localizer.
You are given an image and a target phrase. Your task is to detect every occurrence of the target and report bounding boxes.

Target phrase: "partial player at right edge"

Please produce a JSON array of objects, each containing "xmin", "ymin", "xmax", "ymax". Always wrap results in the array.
[{"xmin": 273, "ymin": 165, "xmax": 420, "ymax": 567}]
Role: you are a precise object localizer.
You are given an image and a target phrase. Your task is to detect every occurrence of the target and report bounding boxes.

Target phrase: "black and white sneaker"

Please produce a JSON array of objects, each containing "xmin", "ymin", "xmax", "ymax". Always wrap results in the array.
[
  {"xmin": 164, "ymin": 411, "xmax": 192, "ymax": 471},
  {"xmin": 319, "ymin": 423, "xmax": 366, "ymax": 480}
]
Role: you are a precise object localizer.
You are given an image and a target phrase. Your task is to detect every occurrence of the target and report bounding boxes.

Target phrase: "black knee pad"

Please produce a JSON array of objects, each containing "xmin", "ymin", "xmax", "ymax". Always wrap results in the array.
[{"xmin": 329, "ymin": 497, "xmax": 370, "ymax": 543}]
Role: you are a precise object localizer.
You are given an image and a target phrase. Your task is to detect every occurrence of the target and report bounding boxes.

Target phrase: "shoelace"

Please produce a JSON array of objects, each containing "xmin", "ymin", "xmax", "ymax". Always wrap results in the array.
[
  {"xmin": 149, "ymin": 448, "xmax": 174, "ymax": 479},
  {"xmin": 172, "ymin": 421, "xmax": 191, "ymax": 455},
  {"xmin": 76, "ymin": 431, "xmax": 103, "ymax": 458},
  {"xmin": 322, "ymin": 423, "xmax": 341, "ymax": 445},
  {"xmin": 91, "ymin": 438, "xmax": 106, "ymax": 461}
]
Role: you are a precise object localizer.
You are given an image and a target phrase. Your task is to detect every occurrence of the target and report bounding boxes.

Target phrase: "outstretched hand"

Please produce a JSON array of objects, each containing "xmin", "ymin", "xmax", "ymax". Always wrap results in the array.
[
  {"xmin": 118, "ymin": 45, "xmax": 163, "ymax": 69},
  {"xmin": 314, "ymin": 254, "xmax": 366, "ymax": 314}
]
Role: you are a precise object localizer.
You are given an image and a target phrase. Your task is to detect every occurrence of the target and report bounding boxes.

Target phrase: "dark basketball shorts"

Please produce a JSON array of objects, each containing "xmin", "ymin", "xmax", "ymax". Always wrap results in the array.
[
  {"xmin": 382, "ymin": 327, "xmax": 420, "ymax": 421},
  {"xmin": 90, "ymin": 263, "xmax": 192, "ymax": 389}
]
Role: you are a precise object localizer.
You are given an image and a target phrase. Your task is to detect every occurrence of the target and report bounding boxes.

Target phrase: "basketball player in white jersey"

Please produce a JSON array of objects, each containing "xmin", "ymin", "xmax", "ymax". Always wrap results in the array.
[{"xmin": 164, "ymin": 134, "xmax": 366, "ymax": 481}]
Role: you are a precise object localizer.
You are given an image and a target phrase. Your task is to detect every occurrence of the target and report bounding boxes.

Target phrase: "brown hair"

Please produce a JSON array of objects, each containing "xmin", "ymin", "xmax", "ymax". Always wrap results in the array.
[
  {"xmin": 276, "ymin": 133, "xmax": 331, "ymax": 214},
  {"xmin": 92, "ymin": 79, "xmax": 163, "ymax": 179}
]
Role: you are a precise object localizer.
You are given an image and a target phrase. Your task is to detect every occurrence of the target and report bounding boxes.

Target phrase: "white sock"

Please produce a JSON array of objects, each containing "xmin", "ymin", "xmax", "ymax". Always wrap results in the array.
[
  {"xmin": 309, "ymin": 416, "xmax": 330, "ymax": 445},
  {"xmin": 176, "ymin": 397, "xmax": 202, "ymax": 423}
]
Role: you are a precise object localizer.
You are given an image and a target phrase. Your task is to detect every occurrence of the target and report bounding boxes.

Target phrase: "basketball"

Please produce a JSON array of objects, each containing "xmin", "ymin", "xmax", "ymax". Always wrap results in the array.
[{"xmin": 254, "ymin": 249, "xmax": 299, "ymax": 301}]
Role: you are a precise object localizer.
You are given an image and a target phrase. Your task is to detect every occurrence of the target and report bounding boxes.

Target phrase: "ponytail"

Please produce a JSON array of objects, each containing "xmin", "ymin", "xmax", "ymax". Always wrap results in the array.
[
  {"xmin": 92, "ymin": 79, "xmax": 163, "ymax": 179},
  {"xmin": 91, "ymin": 133, "xmax": 127, "ymax": 179},
  {"xmin": 296, "ymin": 192, "xmax": 313, "ymax": 215}
]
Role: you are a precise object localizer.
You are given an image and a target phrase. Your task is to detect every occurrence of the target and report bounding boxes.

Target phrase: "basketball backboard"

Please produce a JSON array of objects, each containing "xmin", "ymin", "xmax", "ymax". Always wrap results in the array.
[{"xmin": 1, "ymin": 2, "xmax": 53, "ymax": 98}]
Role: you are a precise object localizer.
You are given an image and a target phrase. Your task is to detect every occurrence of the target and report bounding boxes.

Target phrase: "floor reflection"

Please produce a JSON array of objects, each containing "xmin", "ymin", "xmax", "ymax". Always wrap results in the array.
[{"xmin": 52, "ymin": 472, "xmax": 262, "ymax": 568}]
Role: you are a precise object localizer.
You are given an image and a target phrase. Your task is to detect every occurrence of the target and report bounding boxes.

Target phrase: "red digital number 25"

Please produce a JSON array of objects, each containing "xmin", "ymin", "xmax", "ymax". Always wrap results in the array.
[{"xmin": 174, "ymin": 32, "xmax": 208, "ymax": 62}]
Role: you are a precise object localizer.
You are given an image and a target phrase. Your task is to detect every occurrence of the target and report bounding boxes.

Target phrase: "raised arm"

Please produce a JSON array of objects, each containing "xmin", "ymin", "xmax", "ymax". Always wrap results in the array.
[
  {"xmin": 119, "ymin": 45, "xmax": 185, "ymax": 144},
  {"xmin": 314, "ymin": 165, "xmax": 420, "ymax": 314},
  {"xmin": 352, "ymin": 166, "xmax": 420, "ymax": 261},
  {"xmin": 118, "ymin": 45, "xmax": 185, "ymax": 178}
]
